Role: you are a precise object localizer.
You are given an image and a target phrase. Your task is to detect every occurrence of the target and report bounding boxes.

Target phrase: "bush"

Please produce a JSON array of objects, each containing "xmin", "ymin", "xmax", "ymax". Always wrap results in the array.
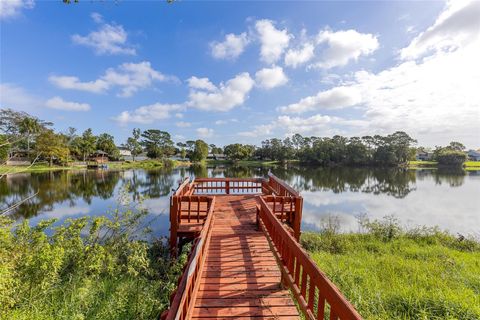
[
  {"xmin": 0, "ymin": 188, "xmax": 186, "ymax": 319},
  {"xmin": 436, "ymin": 150, "xmax": 467, "ymax": 166}
]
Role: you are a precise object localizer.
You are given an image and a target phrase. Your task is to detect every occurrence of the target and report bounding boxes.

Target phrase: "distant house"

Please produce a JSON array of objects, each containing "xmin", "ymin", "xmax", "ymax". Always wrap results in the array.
[
  {"xmin": 416, "ymin": 151, "xmax": 433, "ymax": 161},
  {"xmin": 119, "ymin": 149, "xmax": 131, "ymax": 157},
  {"xmin": 207, "ymin": 153, "xmax": 227, "ymax": 161},
  {"xmin": 467, "ymin": 149, "xmax": 480, "ymax": 161}
]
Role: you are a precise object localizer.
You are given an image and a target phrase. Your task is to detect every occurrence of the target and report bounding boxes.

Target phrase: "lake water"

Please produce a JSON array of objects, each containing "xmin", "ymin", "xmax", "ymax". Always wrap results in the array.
[{"xmin": 2, "ymin": 165, "xmax": 479, "ymax": 238}]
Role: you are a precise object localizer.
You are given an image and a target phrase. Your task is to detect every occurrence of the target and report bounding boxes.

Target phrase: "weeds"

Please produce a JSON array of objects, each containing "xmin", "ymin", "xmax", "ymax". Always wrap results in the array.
[
  {"xmin": 302, "ymin": 216, "xmax": 480, "ymax": 319},
  {"xmin": 0, "ymin": 186, "xmax": 186, "ymax": 320}
]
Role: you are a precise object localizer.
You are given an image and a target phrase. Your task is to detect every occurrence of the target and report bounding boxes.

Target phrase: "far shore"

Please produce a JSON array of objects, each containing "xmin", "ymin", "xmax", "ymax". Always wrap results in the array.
[{"xmin": 1, "ymin": 159, "xmax": 479, "ymax": 174}]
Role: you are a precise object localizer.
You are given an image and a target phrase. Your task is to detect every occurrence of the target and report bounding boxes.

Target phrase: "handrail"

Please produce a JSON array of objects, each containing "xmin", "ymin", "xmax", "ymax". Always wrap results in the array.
[
  {"xmin": 257, "ymin": 197, "xmax": 362, "ymax": 320},
  {"xmin": 193, "ymin": 177, "xmax": 265, "ymax": 195},
  {"xmin": 163, "ymin": 197, "xmax": 216, "ymax": 320},
  {"xmin": 268, "ymin": 172, "xmax": 300, "ymax": 197}
]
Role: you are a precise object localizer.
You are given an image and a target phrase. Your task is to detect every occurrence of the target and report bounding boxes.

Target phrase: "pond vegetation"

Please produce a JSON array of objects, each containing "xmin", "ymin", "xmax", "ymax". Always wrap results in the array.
[
  {"xmin": 302, "ymin": 216, "xmax": 480, "ymax": 320},
  {"xmin": 0, "ymin": 188, "xmax": 187, "ymax": 320}
]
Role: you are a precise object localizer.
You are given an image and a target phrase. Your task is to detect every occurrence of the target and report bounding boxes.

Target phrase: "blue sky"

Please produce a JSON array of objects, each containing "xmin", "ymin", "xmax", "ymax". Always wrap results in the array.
[{"xmin": 1, "ymin": 0, "xmax": 479, "ymax": 148}]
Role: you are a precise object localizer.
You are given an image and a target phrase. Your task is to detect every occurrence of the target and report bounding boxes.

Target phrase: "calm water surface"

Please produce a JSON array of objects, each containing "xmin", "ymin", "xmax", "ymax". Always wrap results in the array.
[{"xmin": 2, "ymin": 165, "xmax": 479, "ymax": 238}]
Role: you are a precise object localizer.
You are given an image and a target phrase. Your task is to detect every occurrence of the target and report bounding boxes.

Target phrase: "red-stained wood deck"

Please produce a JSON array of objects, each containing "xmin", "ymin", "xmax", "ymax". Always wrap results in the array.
[{"xmin": 192, "ymin": 195, "xmax": 300, "ymax": 319}]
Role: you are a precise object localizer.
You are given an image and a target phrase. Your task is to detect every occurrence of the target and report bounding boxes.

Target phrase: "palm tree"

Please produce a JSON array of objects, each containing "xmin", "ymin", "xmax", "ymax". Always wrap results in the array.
[{"xmin": 19, "ymin": 117, "xmax": 41, "ymax": 154}]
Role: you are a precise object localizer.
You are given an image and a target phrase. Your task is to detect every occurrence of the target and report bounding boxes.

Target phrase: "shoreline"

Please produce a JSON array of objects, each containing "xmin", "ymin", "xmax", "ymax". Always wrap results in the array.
[{"xmin": 1, "ymin": 159, "xmax": 479, "ymax": 174}]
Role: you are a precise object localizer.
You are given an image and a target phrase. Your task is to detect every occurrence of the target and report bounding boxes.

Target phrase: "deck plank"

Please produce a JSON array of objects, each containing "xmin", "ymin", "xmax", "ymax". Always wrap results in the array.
[{"xmin": 192, "ymin": 195, "xmax": 299, "ymax": 319}]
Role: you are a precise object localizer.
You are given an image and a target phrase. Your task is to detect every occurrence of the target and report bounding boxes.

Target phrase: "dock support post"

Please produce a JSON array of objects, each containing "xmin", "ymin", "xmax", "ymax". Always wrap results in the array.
[{"xmin": 293, "ymin": 197, "xmax": 303, "ymax": 242}]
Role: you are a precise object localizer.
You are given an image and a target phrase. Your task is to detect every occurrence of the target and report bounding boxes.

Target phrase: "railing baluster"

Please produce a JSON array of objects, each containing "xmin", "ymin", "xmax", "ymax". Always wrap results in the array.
[{"xmin": 317, "ymin": 295, "xmax": 325, "ymax": 320}]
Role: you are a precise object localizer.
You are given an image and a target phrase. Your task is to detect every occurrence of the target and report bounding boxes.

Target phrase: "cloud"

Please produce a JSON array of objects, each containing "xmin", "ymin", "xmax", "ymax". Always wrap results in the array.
[
  {"xmin": 314, "ymin": 29, "xmax": 379, "ymax": 69},
  {"xmin": 274, "ymin": 1, "xmax": 480, "ymax": 146},
  {"xmin": 45, "ymin": 97, "xmax": 90, "ymax": 112},
  {"xmin": 0, "ymin": 0, "xmax": 34, "ymax": 20},
  {"xmin": 255, "ymin": 19, "xmax": 291, "ymax": 64},
  {"xmin": 284, "ymin": 43, "xmax": 315, "ymax": 68},
  {"xmin": 277, "ymin": 114, "xmax": 366, "ymax": 136},
  {"xmin": 113, "ymin": 103, "xmax": 184, "ymax": 124},
  {"xmin": 196, "ymin": 127, "xmax": 214, "ymax": 138},
  {"xmin": 49, "ymin": 61, "xmax": 175, "ymax": 97},
  {"xmin": 255, "ymin": 66, "xmax": 288, "ymax": 89},
  {"xmin": 176, "ymin": 121, "xmax": 191, "ymax": 128},
  {"xmin": 215, "ymin": 118, "xmax": 238, "ymax": 125},
  {"xmin": 238, "ymin": 124, "xmax": 275, "ymax": 137},
  {"xmin": 278, "ymin": 86, "xmax": 361, "ymax": 113},
  {"xmin": 187, "ymin": 72, "xmax": 254, "ymax": 111},
  {"xmin": 400, "ymin": 0, "xmax": 480, "ymax": 59},
  {"xmin": 187, "ymin": 76, "xmax": 216, "ymax": 91},
  {"xmin": 210, "ymin": 32, "xmax": 249, "ymax": 60},
  {"xmin": 71, "ymin": 13, "xmax": 136, "ymax": 55},
  {"xmin": 0, "ymin": 83, "xmax": 40, "ymax": 110}
]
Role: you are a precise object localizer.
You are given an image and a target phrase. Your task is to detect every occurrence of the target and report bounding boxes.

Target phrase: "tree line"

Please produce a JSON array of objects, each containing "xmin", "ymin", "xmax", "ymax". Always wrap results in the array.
[{"xmin": 0, "ymin": 108, "xmax": 469, "ymax": 167}]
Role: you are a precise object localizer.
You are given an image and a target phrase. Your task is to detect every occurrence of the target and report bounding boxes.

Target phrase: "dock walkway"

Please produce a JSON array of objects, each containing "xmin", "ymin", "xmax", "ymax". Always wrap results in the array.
[
  {"xmin": 193, "ymin": 195, "xmax": 299, "ymax": 319},
  {"xmin": 162, "ymin": 175, "xmax": 362, "ymax": 320}
]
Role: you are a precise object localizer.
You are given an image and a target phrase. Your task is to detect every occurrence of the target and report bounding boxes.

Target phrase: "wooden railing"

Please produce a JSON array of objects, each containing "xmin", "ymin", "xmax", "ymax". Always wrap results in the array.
[
  {"xmin": 263, "ymin": 173, "xmax": 303, "ymax": 241},
  {"xmin": 267, "ymin": 172, "xmax": 300, "ymax": 197},
  {"xmin": 257, "ymin": 197, "xmax": 362, "ymax": 320},
  {"xmin": 162, "ymin": 197, "xmax": 216, "ymax": 320},
  {"xmin": 192, "ymin": 177, "xmax": 264, "ymax": 195}
]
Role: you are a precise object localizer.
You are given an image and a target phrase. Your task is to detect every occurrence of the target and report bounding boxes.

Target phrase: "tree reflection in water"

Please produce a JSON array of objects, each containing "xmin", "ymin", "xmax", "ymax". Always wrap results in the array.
[{"xmin": 1, "ymin": 165, "xmax": 472, "ymax": 222}]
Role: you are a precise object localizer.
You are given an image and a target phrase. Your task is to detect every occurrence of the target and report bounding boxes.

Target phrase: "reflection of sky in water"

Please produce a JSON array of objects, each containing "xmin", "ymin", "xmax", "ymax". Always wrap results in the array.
[
  {"xmin": 300, "ymin": 172, "xmax": 480, "ymax": 238},
  {"xmin": 4, "ymin": 166, "xmax": 480, "ymax": 238}
]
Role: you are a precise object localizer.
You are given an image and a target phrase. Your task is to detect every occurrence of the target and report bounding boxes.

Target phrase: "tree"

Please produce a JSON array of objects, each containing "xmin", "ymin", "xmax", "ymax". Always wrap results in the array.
[
  {"xmin": 209, "ymin": 144, "xmax": 223, "ymax": 154},
  {"xmin": 224, "ymin": 143, "xmax": 254, "ymax": 161},
  {"xmin": 18, "ymin": 117, "xmax": 42, "ymax": 154},
  {"xmin": 0, "ymin": 135, "xmax": 9, "ymax": 162},
  {"xmin": 141, "ymin": 129, "xmax": 175, "ymax": 159},
  {"xmin": 96, "ymin": 133, "xmax": 119, "ymax": 159},
  {"xmin": 78, "ymin": 129, "xmax": 97, "ymax": 161},
  {"xmin": 35, "ymin": 130, "xmax": 69, "ymax": 166},
  {"xmin": 447, "ymin": 141, "xmax": 465, "ymax": 152},
  {"xmin": 189, "ymin": 140, "xmax": 209, "ymax": 162},
  {"xmin": 124, "ymin": 128, "xmax": 143, "ymax": 161},
  {"xmin": 437, "ymin": 150, "xmax": 467, "ymax": 166}
]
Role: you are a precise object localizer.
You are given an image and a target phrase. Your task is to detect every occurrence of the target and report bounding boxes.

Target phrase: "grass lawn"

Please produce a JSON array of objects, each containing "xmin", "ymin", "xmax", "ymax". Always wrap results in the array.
[
  {"xmin": 302, "ymin": 230, "xmax": 480, "ymax": 319},
  {"xmin": 408, "ymin": 160, "xmax": 480, "ymax": 170},
  {"xmin": 0, "ymin": 163, "xmax": 83, "ymax": 174}
]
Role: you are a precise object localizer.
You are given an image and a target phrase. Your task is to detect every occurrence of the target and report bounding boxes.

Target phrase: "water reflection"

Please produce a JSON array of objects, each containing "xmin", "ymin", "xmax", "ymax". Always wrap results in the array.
[{"xmin": 2, "ymin": 165, "xmax": 478, "ymax": 237}]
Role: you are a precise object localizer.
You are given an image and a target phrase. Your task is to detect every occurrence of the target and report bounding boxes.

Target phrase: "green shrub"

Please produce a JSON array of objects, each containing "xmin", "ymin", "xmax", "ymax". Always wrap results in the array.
[{"xmin": 0, "ymin": 189, "xmax": 186, "ymax": 319}]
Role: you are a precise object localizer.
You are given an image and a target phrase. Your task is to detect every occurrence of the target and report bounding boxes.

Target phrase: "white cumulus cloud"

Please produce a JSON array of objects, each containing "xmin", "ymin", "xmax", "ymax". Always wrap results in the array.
[
  {"xmin": 113, "ymin": 103, "xmax": 184, "ymax": 124},
  {"xmin": 196, "ymin": 127, "xmax": 214, "ymax": 138},
  {"xmin": 72, "ymin": 13, "xmax": 136, "ymax": 55},
  {"xmin": 210, "ymin": 32, "xmax": 249, "ymax": 60},
  {"xmin": 255, "ymin": 66, "xmax": 288, "ymax": 89},
  {"xmin": 187, "ymin": 72, "xmax": 254, "ymax": 111},
  {"xmin": 176, "ymin": 121, "xmax": 191, "ymax": 128},
  {"xmin": 279, "ymin": 86, "xmax": 361, "ymax": 113},
  {"xmin": 314, "ymin": 29, "xmax": 379, "ymax": 69},
  {"xmin": 45, "ymin": 97, "xmax": 90, "ymax": 112},
  {"xmin": 284, "ymin": 43, "xmax": 315, "ymax": 68},
  {"xmin": 49, "ymin": 61, "xmax": 176, "ymax": 97},
  {"xmin": 255, "ymin": 19, "xmax": 292, "ymax": 64},
  {"xmin": 0, "ymin": 0, "xmax": 34, "ymax": 19},
  {"xmin": 400, "ymin": 0, "xmax": 480, "ymax": 59}
]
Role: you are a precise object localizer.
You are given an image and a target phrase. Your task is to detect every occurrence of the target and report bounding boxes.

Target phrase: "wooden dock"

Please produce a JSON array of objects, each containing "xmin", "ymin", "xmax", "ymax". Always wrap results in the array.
[{"xmin": 162, "ymin": 175, "xmax": 362, "ymax": 320}]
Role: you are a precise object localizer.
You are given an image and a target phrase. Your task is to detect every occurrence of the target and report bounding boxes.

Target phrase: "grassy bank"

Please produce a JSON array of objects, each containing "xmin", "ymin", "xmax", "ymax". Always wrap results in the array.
[
  {"xmin": 0, "ymin": 159, "xmax": 191, "ymax": 174},
  {"xmin": 302, "ymin": 217, "xmax": 480, "ymax": 319},
  {"xmin": 0, "ymin": 163, "xmax": 84, "ymax": 174},
  {"xmin": 408, "ymin": 160, "xmax": 480, "ymax": 169},
  {"xmin": 0, "ymin": 195, "xmax": 186, "ymax": 320}
]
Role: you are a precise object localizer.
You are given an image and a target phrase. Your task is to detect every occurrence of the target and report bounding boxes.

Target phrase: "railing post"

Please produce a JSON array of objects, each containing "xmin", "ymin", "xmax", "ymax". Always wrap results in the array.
[
  {"xmin": 226, "ymin": 179, "xmax": 230, "ymax": 194},
  {"xmin": 293, "ymin": 196, "xmax": 303, "ymax": 242},
  {"xmin": 170, "ymin": 195, "xmax": 178, "ymax": 257}
]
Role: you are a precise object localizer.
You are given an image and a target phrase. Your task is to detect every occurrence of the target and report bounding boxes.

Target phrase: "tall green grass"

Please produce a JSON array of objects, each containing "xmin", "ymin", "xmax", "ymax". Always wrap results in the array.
[
  {"xmin": 302, "ymin": 217, "xmax": 480, "ymax": 320},
  {"xmin": 0, "ymin": 188, "xmax": 187, "ymax": 320}
]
